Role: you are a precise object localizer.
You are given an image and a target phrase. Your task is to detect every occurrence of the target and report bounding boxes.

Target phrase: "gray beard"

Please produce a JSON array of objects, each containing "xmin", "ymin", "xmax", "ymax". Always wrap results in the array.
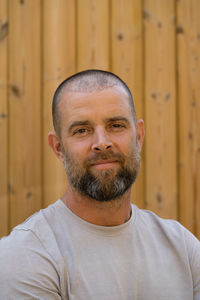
[{"xmin": 62, "ymin": 148, "xmax": 140, "ymax": 202}]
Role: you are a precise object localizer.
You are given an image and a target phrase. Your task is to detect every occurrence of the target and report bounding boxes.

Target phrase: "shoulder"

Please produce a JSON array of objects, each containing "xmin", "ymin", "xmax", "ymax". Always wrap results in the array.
[
  {"xmin": 133, "ymin": 206, "xmax": 200, "ymax": 297},
  {"xmin": 133, "ymin": 205, "xmax": 200, "ymax": 254},
  {"xmin": 0, "ymin": 228, "xmax": 61, "ymax": 298},
  {"xmin": 135, "ymin": 205, "xmax": 190, "ymax": 233},
  {"xmin": 0, "ymin": 200, "xmax": 63, "ymax": 267},
  {"xmin": 0, "ymin": 201, "xmax": 66, "ymax": 298}
]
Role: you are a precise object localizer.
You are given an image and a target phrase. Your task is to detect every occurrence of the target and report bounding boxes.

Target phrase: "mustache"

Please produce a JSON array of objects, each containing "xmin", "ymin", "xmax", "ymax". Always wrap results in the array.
[{"xmin": 84, "ymin": 151, "xmax": 125, "ymax": 166}]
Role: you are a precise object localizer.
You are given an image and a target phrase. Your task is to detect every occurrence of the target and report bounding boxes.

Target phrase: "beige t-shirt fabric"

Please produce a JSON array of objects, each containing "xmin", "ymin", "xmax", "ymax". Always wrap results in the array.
[{"xmin": 0, "ymin": 199, "xmax": 199, "ymax": 300}]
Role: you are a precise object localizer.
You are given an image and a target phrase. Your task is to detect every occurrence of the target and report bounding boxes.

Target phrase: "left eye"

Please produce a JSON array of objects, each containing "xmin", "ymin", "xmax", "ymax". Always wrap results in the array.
[
  {"xmin": 112, "ymin": 124, "xmax": 122, "ymax": 127},
  {"xmin": 111, "ymin": 123, "xmax": 125, "ymax": 129}
]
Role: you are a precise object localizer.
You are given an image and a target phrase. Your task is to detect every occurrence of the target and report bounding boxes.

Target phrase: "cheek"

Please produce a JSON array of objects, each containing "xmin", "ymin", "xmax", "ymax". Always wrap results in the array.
[
  {"xmin": 113, "ymin": 134, "xmax": 136, "ymax": 154},
  {"xmin": 65, "ymin": 139, "xmax": 92, "ymax": 158}
]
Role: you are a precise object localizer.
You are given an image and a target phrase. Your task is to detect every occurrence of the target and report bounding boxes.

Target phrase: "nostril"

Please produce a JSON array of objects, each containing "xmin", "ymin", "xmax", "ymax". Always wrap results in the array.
[
  {"xmin": 94, "ymin": 146, "xmax": 101, "ymax": 151},
  {"xmin": 93, "ymin": 144, "xmax": 112, "ymax": 152}
]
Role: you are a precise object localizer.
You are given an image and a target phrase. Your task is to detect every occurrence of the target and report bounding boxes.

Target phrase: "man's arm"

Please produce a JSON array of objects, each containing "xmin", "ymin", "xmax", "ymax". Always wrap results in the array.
[
  {"xmin": 185, "ymin": 229, "xmax": 200, "ymax": 299},
  {"xmin": 192, "ymin": 242, "xmax": 200, "ymax": 299},
  {"xmin": 0, "ymin": 229, "xmax": 62, "ymax": 299}
]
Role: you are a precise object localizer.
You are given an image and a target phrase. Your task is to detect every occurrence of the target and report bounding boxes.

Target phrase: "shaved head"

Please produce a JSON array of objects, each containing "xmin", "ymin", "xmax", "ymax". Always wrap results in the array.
[{"xmin": 52, "ymin": 69, "xmax": 137, "ymax": 136}]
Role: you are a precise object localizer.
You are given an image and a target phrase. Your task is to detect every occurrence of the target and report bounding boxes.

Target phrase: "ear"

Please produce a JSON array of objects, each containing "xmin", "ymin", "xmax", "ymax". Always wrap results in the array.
[
  {"xmin": 136, "ymin": 119, "xmax": 145, "ymax": 152},
  {"xmin": 48, "ymin": 131, "xmax": 64, "ymax": 162}
]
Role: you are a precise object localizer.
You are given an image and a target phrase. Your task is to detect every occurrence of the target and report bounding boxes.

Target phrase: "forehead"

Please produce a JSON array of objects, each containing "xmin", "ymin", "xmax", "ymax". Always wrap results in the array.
[{"xmin": 58, "ymin": 86, "xmax": 133, "ymax": 124}]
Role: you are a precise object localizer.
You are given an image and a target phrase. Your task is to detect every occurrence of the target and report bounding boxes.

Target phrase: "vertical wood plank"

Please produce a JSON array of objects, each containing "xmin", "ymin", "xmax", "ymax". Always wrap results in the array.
[
  {"xmin": 144, "ymin": 0, "xmax": 177, "ymax": 219},
  {"xmin": 77, "ymin": 0, "xmax": 109, "ymax": 70},
  {"xmin": 111, "ymin": 0, "xmax": 144, "ymax": 208},
  {"xmin": 0, "ymin": 0, "xmax": 8, "ymax": 236},
  {"xmin": 9, "ymin": 0, "xmax": 42, "ymax": 229},
  {"xmin": 43, "ymin": 0, "xmax": 76, "ymax": 207},
  {"xmin": 177, "ymin": 0, "xmax": 200, "ymax": 238}
]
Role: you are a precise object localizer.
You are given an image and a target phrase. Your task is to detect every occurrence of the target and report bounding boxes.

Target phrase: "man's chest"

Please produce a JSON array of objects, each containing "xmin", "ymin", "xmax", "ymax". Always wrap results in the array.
[{"xmin": 61, "ymin": 235, "xmax": 193, "ymax": 300}]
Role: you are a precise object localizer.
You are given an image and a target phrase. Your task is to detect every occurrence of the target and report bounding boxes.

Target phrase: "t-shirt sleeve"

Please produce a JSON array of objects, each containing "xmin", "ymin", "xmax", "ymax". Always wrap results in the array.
[
  {"xmin": 0, "ymin": 229, "xmax": 62, "ymax": 299},
  {"xmin": 193, "ymin": 245, "xmax": 200, "ymax": 300},
  {"xmin": 184, "ymin": 228, "xmax": 200, "ymax": 299}
]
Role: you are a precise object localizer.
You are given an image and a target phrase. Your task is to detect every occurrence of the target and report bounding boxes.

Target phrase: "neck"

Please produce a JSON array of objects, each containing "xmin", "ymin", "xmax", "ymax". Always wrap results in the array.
[{"xmin": 61, "ymin": 186, "xmax": 132, "ymax": 226}]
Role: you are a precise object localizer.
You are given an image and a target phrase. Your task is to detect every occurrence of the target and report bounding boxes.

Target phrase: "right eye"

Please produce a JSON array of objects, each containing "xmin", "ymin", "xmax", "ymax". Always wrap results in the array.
[
  {"xmin": 75, "ymin": 128, "xmax": 87, "ymax": 134},
  {"xmin": 73, "ymin": 127, "xmax": 92, "ymax": 136}
]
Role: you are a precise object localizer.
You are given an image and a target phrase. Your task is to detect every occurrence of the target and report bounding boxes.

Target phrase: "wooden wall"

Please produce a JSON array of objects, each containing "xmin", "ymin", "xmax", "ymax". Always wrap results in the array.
[{"xmin": 0, "ymin": 0, "xmax": 199, "ymax": 239}]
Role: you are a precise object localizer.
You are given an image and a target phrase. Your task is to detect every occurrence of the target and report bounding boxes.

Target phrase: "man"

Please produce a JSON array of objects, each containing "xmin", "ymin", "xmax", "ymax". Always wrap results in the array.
[{"xmin": 0, "ymin": 69, "xmax": 199, "ymax": 299}]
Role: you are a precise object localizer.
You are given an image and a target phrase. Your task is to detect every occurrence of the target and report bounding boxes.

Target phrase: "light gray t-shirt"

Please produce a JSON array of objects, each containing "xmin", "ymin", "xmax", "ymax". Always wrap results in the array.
[{"xmin": 0, "ymin": 200, "xmax": 200, "ymax": 299}]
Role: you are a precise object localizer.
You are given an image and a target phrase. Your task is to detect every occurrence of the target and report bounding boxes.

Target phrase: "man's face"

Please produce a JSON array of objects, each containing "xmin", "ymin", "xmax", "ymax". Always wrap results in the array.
[{"xmin": 58, "ymin": 86, "xmax": 143, "ymax": 201}]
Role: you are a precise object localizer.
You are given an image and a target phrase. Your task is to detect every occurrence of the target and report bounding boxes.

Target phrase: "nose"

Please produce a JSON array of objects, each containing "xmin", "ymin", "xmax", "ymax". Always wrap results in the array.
[{"xmin": 91, "ymin": 127, "xmax": 112, "ymax": 152}]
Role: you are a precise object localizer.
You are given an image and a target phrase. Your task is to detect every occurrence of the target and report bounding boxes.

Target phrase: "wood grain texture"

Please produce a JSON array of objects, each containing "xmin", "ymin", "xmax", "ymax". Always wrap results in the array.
[
  {"xmin": 0, "ymin": 0, "xmax": 8, "ymax": 236},
  {"xmin": 9, "ymin": 0, "xmax": 42, "ymax": 229},
  {"xmin": 144, "ymin": 0, "xmax": 177, "ymax": 219},
  {"xmin": 177, "ymin": 0, "xmax": 200, "ymax": 237},
  {"xmin": 111, "ymin": 0, "xmax": 144, "ymax": 208},
  {"xmin": 43, "ymin": 0, "xmax": 76, "ymax": 207},
  {"xmin": 0, "ymin": 0, "xmax": 199, "ymax": 239},
  {"xmin": 77, "ymin": 0, "xmax": 109, "ymax": 70}
]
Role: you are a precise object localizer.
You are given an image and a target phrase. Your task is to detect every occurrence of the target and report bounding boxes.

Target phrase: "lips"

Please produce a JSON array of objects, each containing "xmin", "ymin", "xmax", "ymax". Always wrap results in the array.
[{"xmin": 90, "ymin": 160, "xmax": 119, "ymax": 170}]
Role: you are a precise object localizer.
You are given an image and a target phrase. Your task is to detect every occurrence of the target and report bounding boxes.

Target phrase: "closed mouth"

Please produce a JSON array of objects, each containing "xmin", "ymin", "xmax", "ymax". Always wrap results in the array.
[{"xmin": 90, "ymin": 160, "xmax": 119, "ymax": 169}]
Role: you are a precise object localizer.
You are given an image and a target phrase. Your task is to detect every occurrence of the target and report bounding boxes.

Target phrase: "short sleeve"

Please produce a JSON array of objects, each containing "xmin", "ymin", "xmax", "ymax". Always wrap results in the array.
[
  {"xmin": 0, "ymin": 229, "xmax": 62, "ymax": 299},
  {"xmin": 184, "ymin": 229, "xmax": 200, "ymax": 299}
]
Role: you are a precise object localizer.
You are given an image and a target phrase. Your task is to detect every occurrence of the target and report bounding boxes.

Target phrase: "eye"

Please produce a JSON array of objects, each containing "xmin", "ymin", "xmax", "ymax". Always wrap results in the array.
[
  {"xmin": 112, "ymin": 123, "xmax": 124, "ymax": 128},
  {"xmin": 110, "ymin": 123, "xmax": 126, "ymax": 131},
  {"xmin": 76, "ymin": 128, "xmax": 87, "ymax": 134},
  {"xmin": 73, "ymin": 127, "xmax": 91, "ymax": 136}
]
